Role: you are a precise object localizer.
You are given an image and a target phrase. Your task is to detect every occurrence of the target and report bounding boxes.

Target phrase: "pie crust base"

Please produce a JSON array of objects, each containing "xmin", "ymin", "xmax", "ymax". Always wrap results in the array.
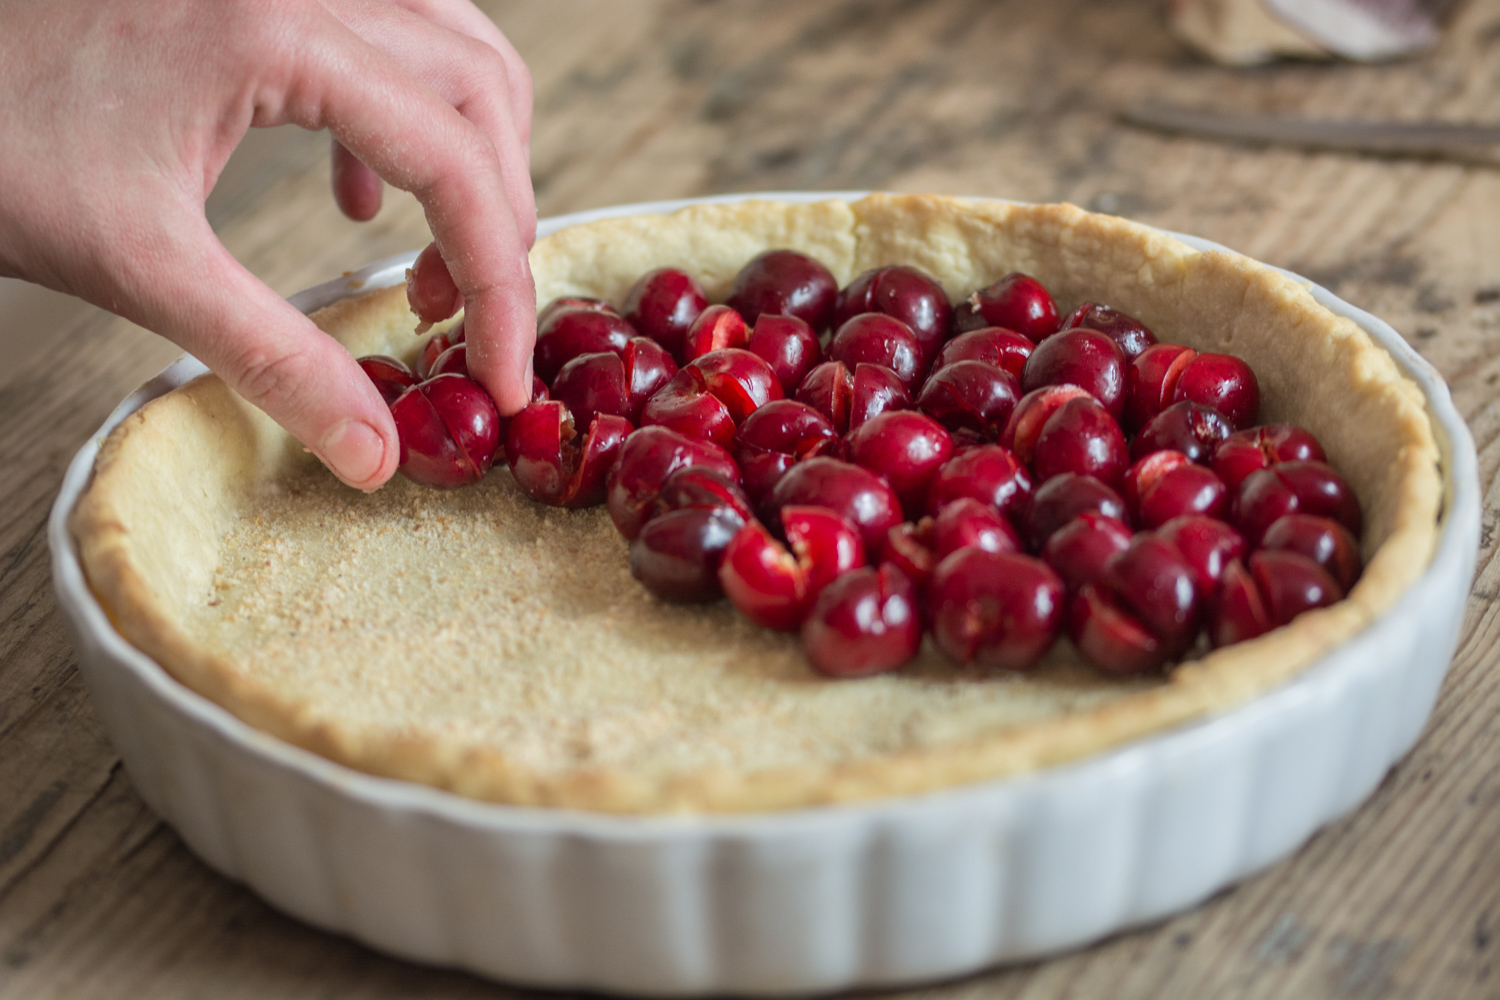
[{"xmin": 72, "ymin": 195, "xmax": 1443, "ymax": 813}]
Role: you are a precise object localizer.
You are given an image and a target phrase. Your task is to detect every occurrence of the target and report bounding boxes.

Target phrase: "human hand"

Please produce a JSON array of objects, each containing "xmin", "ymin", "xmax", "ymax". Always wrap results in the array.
[{"xmin": 0, "ymin": 0, "xmax": 536, "ymax": 490}]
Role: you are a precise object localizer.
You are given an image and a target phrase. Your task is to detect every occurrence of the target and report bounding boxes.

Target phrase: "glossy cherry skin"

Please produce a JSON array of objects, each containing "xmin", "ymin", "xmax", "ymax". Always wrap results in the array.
[
  {"xmin": 1123, "ymin": 450, "xmax": 1228, "ymax": 528},
  {"xmin": 932, "ymin": 496, "xmax": 1022, "ymax": 559},
  {"xmin": 1156, "ymin": 514, "xmax": 1245, "ymax": 598},
  {"xmin": 828, "ymin": 313, "xmax": 924, "ymax": 388},
  {"xmin": 533, "ymin": 308, "xmax": 636, "ymax": 384},
  {"xmin": 358, "ymin": 355, "xmax": 417, "ymax": 405},
  {"xmin": 1172, "ymin": 352, "xmax": 1259, "ymax": 430},
  {"xmin": 1124, "ymin": 343, "xmax": 1196, "ymax": 431},
  {"xmin": 719, "ymin": 508, "xmax": 865, "ymax": 631},
  {"xmin": 916, "ymin": 361, "xmax": 1020, "ymax": 443},
  {"xmin": 1021, "ymin": 328, "xmax": 1127, "ymax": 419},
  {"xmin": 783, "ymin": 505, "xmax": 867, "ymax": 597},
  {"xmin": 725, "ymin": 249, "xmax": 839, "ymax": 330},
  {"xmin": 406, "ymin": 242, "xmax": 463, "ymax": 326},
  {"xmin": 1067, "ymin": 584, "xmax": 1165, "ymax": 675},
  {"xmin": 391, "ymin": 374, "xmax": 501, "ymax": 489},
  {"xmin": 505, "ymin": 402, "xmax": 631, "ymax": 508},
  {"xmin": 538, "ymin": 295, "xmax": 616, "ymax": 330},
  {"xmin": 1260, "ymin": 513, "xmax": 1361, "ymax": 592},
  {"xmin": 795, "ymin": 361, "xmax": 853, "ymax": 434},
  {"xmin": 621, "ymin": 267, "xmax": 708, "ymax": 361},
  {"xmin": 928, "ymin": 549, "xmax": 1064, "ymax": 671},
  {"xmin": 1105, "ymin": 534, "xmax": 1201, "ymax": 655},
  {"xmin": 925, "ymin": 445, "xmax": 1034, "ymax": 523},
  {"xmin": 934, "ymin": 327, "xmax": 1034, "ymax": 380},
  {"xmin": 1211, "ymin": 424, "xmax": 1327, "ymax": 492},
  {"xmin": 833, "ymin": 265, "xmax": 953, "ymax": 366},
  {"xmin": 551, "ymin": 337, "xmax": 678, "ymax": 427},
  {"xmin": 733, "ymin": 399, "xmax": 839, "ymax": 501},
  {"xmin": 1025, "ymin": 473, "xmax": 1128, "ymax": 550},
  {"xmin": 605, "ymin": 426, "xmax": 740, "ymax": 540},
  {"xmin": 682, "ymin": 304, "xmax": 750, "ymax": 362},
  {"xmin": 846, "ymin": 410, "xmax": 955, "ymax": 517},
  {"xmin": 1059, "ymin": 303, "xmax": 1158, "ymax": 359},
  {"xmin": 882, "ymin": 521, "xmax": 937, "ymax": 590},
  {"xmin": 631, "ymin": 506, "xmax": 745, "ymax": 603},
  {"xmin": 747, "ymin": 313, "xmax": 821, "ymax": 395},
  {"xmin": 1131, "ymin": 401, "xmax": 1233, "ymax": 464},
  {"xmin": 1000, "ymin": 384, "xmax": 1094, "ymax": 468},
  {"xmin": 1251, "ymin": 549, "xmax": 1343, "ymax": 625},
  {"xmin": 764, "ymin": 457, "xmax": 903, "ymax": 553},
  {"xmin": 953, "ymin": 273, "xmax": 1060, "ymax": 343},
  {"xmin": 652, "ymin": 465, "xmax": 755, "ymax": 524},
  {"xmin": 1033, "ymin": 396, "xmax": 1129, "ymax": 487},
  {"xmin": 429, "ymin": 343, "xmax": 470, "ymax": 378},
  {"xmin": 416, "ymin": 331, "xmax": 456, "ymax": 379},
  {"xmin": 794, "ymin": 361, "xmax": 911, "ymax": 434},
  {"xmin": 803, "ymin": 564, "xmax": 922, "ymax": 678},
  {"xmin": 1208, "ymin": 558, "xmax": 1272, "ymax": 648},
  {"xmin": 640, "ymin": 348, "xmax": 783, "ymax": 449},
  {"xmin": 1042, "ymin": 511, "xmax": 1133, "ymax": 590},
  {"xmin": 1232, "ymin": 460, "xmax": 1361, "ymax": 546}
]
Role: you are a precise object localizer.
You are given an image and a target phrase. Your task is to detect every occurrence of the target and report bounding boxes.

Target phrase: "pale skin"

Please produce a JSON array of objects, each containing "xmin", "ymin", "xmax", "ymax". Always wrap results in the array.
[{"xmin": 0, "ymin": 0, "xmax": 537, "ymax": 490}]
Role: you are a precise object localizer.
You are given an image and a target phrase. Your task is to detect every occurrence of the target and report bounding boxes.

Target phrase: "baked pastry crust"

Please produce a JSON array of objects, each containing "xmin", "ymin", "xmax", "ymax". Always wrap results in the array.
[{"xmin": 72, "ymin": 195, "xmax": 1443, "ymax": 813}]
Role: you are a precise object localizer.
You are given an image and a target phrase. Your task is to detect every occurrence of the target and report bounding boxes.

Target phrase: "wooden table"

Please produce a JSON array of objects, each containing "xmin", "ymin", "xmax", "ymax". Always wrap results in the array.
[{"xmin": 2, "ymin": 1, "xmax": 1498, "ymax": 995}]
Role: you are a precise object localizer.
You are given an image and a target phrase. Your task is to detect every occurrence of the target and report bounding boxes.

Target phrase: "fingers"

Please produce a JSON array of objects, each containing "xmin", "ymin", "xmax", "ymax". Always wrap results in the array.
[{"xmin": 331, "ymin": 138, "xmax": 383, "ymax": 221}]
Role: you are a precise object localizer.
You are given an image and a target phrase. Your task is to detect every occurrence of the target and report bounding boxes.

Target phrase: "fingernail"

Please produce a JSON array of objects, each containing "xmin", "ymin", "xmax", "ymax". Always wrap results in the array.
[
  {"xmin": 320, "ymin": 419, "xmax": 386, "ymax": 488},
  {"xmin": 524, "ymin": 358, "xmax": 536, "ymax": 399}
]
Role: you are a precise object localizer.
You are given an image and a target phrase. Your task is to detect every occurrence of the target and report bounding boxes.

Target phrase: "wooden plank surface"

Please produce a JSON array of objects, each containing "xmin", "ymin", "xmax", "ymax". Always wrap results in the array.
[{"xmin": 1, "ymin": 0, "xmax": 1498, "ymax": 996}]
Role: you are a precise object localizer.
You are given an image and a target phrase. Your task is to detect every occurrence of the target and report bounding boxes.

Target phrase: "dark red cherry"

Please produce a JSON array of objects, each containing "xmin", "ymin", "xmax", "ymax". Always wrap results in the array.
[
  {"xmin": 416, "ymin": 331, "xmax": 456, "ymax": 379},
  {"xmin": 1105, "ymin": 534, "xmax": 1201, "ymax": 655},
  {"xmin": 1259, "ymin": 513, "xmax": 1361, "ymax": 592},
  {"xmin": 505, "ymin": 402, "xmax": 631, "ymax": 508},
  {"xmin": 682, "ymin": 304, "xmax": 750, "ymax": 362},
  {"xmin": 1212, "ymin": 424, "xmax": 1327, "ymax": 492},
  {"xmin": 719, "ymin": 508, "xmax": 865, "ymax": 631},
  {"xmin": 640, "ymin": 348, "xmax": 782, "ymax": 448},
  {"xmin": 1021, "ymin": 328, "xmax": 1127, "ymax": 419},
  {"xmin": 832, "ymin": 265, "xmax": 953, "ymax": 366},
  {"xmin": 1000, "ymin": 384, "xmax": 1094, "ymax": 468},
  {"xmin": 1042, "ymin": 511, "xmax": 1133, "ymax": 590},
  {"xmin": 537, "ymin": 295, "xmax": 616, "ymax": 330},
  {"xmin": 828, "ymin": 313, "xmax": 923, "ymax": 388},
  {"xmin": 1124, "ymin": 343, "xmax": 1196, "ymax": 432},
  {"xmin": 623, "ymin": 337, "xmax": 679, "ymax": 419},
  {"xmin": 953, "ymin": 273, "xmax": 1059, "ymax": 342},
  {"xmin": 934, "ymin": 327, "xmax": 1034, "ymax": 380},
  {"xmin": 747, "ymin": 313, "xmax": 822, "ymax": 395},
  {"xmin": 733, "ymin": 399, "xmax": 839, "ymax": 501},
  {"xmin": 653, "ymin": 465, "xmax": 754, "ymax": 524},
  {"xmin": 1058, "ymin": 303, "xmax": 1158, "ymax": 359},
  {"xmin": 1033, "ymin": 396, "xmax": 1129, "ymax": 487},
  {"xmin": 1251, "ymin": 549, "xmax": 1343, "ymax": 625},
  {"xmin": 551, "ymin": 351, "xmax": 630, "ymax": 427},
  {"xmin": 783, "ymin": 504, "xmax": 867, "ymax": 598},
  {"xmin": 1172, "ymin": 353, "xmax": 1259, "ymax": 430},
  {"xmin": 1130, "ymin": 401, "xmax": 1233, "ymax": 464},
  {"xmin": 533, "ymin": 308, "xmax": 636, "ymax": 384},
  {"xmin": 795, "ymin": 361, "xmax": 853, "ymax": 434},
  {"xmin": 881, "ymin": 520, "xmax": 937, "ymax": 590},
  {"xmin": 764, "ymin": 457, "xmax": 903, "ymax": 553},
  {"xmin": 391, "ymin": 374, "xmax": 500, "ymax": 489},
  {"xmin": 621, "ymin": 268, "xmax": 708, "ymax": 361},
  {"xmin": 925, "ymin": 445, "xmax": 1033, "ymax": 523},
  {"xmin": 1026, "ymin": 473, "xmax": 1128, "ymax": 550},
  {"xmin": 1068, "ymin": 584, "xmax": 1165, "ymax": 675},
  {"xmin": 1156, "ymin": 514, "xmax": 1245, "ymax": 598},
  {"xmin": 631, "ymin": 506, "xmax": 745, "ymax": 603},
  {"xmin": 406, "ymin": 242, "xmax": 462, "ymax": 326},
  {"xmin": 932, "ymin": 496, "xmax": 1022, "ymax": 559},
  {"xmin": 605, "ymin": 426, "xmax": 740, "ymax": 540},
  {"xmin": 1232, "ymin": 460, "xmax": 1361, "ymax": 546},
  {"xmin": 916, "ymin": 361, "xmax": 1020, "ymax": 443},
  {"xmin": 928, "ymin": 549, "xmax": 1064, "ymax": 671},
  {"xmin": 1124, "ymin": 450, "xmax": 1228, "ymax": 528},
  {"xmin": 429, "ymin": 343, "xmax": 470, "ymax": 378},
  {"xmin": 802, "ymin": 564, "xmax": 922, "ymax": 678},
  {"xmin": 725, "ymin": 249, "xmax": 838, "ymax": 330},
  {"xmin": 848, "ymin": 363, "xmax": 910, "ymax": 431},
  {"xmin": 358, "ymin": 355, "xmax": 417, "ymax": 405},
  {"xmin": 1208, "ymin": 558, "xmax": 1272, "ymax": 648},
  {"xmin": 845, "ymin": 410, "xmax": 955, "ymax": 517}
]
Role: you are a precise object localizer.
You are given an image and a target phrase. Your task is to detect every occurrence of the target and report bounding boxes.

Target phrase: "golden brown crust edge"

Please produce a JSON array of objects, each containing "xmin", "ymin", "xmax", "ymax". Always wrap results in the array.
[{"xmin": 72, "ymin": 194, "xmax": 1444, "ymax": 813}]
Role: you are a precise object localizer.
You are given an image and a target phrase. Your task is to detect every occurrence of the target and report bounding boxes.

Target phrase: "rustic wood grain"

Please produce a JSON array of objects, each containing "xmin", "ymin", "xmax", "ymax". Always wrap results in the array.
[{"xmin": 1, "ymin": 0, "xmax": 1498, "ymax": 996}]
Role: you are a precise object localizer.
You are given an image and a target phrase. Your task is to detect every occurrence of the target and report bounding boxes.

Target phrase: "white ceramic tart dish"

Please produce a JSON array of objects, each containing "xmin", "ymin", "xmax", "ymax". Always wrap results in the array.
[{"xmin": 53, "ymin": 193, "xmax": 1478, "ymax": 995}]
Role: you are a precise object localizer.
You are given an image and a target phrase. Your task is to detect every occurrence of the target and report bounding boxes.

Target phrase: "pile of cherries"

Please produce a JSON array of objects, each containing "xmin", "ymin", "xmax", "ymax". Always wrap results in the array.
[{"xmin": 359, "ymin": 245, "xmax": 1363, "ymax": 679}]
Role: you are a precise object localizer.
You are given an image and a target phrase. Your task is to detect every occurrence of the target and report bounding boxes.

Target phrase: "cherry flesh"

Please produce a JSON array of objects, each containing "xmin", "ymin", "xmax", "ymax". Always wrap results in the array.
[
  {"xmin": 533, "ymin": 308, "xmax": 637, "ymax": 384},
  {"xmin": 833, "ymin": 265, "xmax": 953, "ymax": 366},
  {"xmin": 1212, "ymin": 424, "xmax": 1327, "ymax": 492},
  {"xmin": 916, "ymin": 360, "xmax": 1020, "ymax": 443},
  {"xmin": 882, "ymin": 521, "xmax": 937, "ymax": 590},
  {"xmin": 1172, "ymin": 352, "xmax": 1260, "ymax": 430},
  {"xmin": 1033, "ymin": 396, "xmax": 1129, "ymax": 487},
  {"xmin": 719, "ymin": 508, "xmax": 865, "ymax": 631},
  {"xmin": 725, "ymin": 249, "xmax": 838, "ymax": 330},
  {"xmin": 505, "ymin": 402, "xmax": 631, "ymax": 508},
  {"xmin": 828, "ymin": 313, "xmax": 924, "ymax": 388},
  {"xmin": 682, "ymin": 304, "xmax": 750, "ymax": 362},
  {"xmin": 928, "ymin": 549, "xmax": 1064, "ymax": 671},
  {"xmin": 1155, "ymin": 514, "xmax": 1245, "ymax": 598},
  {"xmin": 621, "ymin": 267, "xmax": 709, "ymax": 361},
  {"xmin": 631, "ymin": 506, "xmax": 745, "ymax": 603},
  {"xmin": 925, "ymin": 444, "xmax": 1034, "ymax": 524},
  {"xmin": 605, "ymin": 426, "xmax": 740, "ymax": 540},
  {"xmin": 391, "ymin": 374, "xmax": 501, "ymax": 489},
  {"xmin": 1059, "ymin": 303, "xmax": 1157, "ymax": 359},
  {"xmin": 1001, "ymin": 384, "xmax": 1094, "ymax": 468},
  {"xmin": 845, "ymin": 410, "xmax": 955, "ymax": 517},
  {"xmin": 1026, "ymin": 473, "xmax": 1128, "ymax": 550},
  {"xmin": 1124, "ymin": 343, "xmax": 1196, "ymax": 431},
  {"xmin": 1232, "ymin": 460, "xmax": 1361, "ymax": 546},
  {"xmin": 802, "ymin": 564, "xmax": 922, "ymax": 678},
  {"xmin": 934, "ymin": 327, "xmax": 1034, "ymax": 380},
  {"xmin": 1021, "ymin": 328, "xmax": 1128, "ymax": 419},
  {"xmin": 406, "ymin": 242, "xmax": 462, "ymax": 326},
  {"xmin": 358, "ymin": 355, "xmax": 417, "ymax": 405},
  {"xmin": 1259, "ymin": 513, "xmax": 1362, "ymax": 592},
  {"xmin": 1131, "ymin": 401, "xmax": 1233, "ymax": 464},
  {"xmin": 733, "ymin": 399, "xmax": 839, "ymax": 501},
  {"xmin": 747, "ymin": 313, "xmax": 821, "ymax": 395},
  {"xmin": 764, "ymin": 457, "xmax": 903, "ymax": 553},
  {"xmin": 1042, "ymin": 511, "xmax": 1133, "ymax": 590},
  {"xmin": 953, "ymin": 273, "xmax": 1059, "ymax": 342},
  {"xmin": 1123, "ymin": 450, "xmax": 1228, "ymax": 528}
]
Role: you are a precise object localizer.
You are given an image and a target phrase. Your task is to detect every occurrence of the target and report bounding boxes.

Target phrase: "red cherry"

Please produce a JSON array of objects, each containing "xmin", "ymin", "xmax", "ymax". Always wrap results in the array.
[
  {"xmin": 1208, "ymin": 558, "xmax": 1272, "ymax": 648},
  {"xmin": 621, "ymin": 268, "xmax": 708, "ymax": 361},
  {"xmin": 631, "ymin": 507, "xmax": 745, "ymax": 603},
  {"xmin": 653, "ymin": 465, "xmax": 754, "ymax": 524},
  {"xmin": 682, "ymin": 304, "xmax": 750, "ymax": 362},
  {"xmin": 1232, "ymin": 460, "xmax": 1361, "ymax": 546},
  {"xmin": 1021, "ymin": 328, "xmax": 1127, "ymax": 419},
  {"xmin": 1172, "ymin": 353, "xmax": 1259, "ymax": 430},
  {"xmin": 953, "ymin": 273, "xmax": 1059, "ymax": 342},
  {"xmin": 928, "ymin": 549, "xmax": 1064, "ymax": 671},
  {"xmin": 934, "ymin": 327, "xmax": 1034, "ymax": 380},
  {"xmin": 640, "ymin": 348, "xmax": 783, "ymax": 448},
  {"xmin": 1130, "ymin": 401, "xmax": 1233, "ymax": 464},
  {"xmin": 1068, "ymin": 584, "xmax": 1164, "ymax": 675},
  {"xmin": 406, "ymin": 242, "xmax": 462, "ymax": 326},
  {"xmin": 783, "ymin": 505, "xmax": 867, "ymax": 597},
  {"xmin": 505, "ymin": 402, "xmax": 631, "ymax": 508},
  {"xmin": 1124, "ymin": 343, "xmax": 1196, "ymax": 431},
  {"xmin": 1058, "ymin": 303, "xmax": 1158, "ymax": 359},
  {"xmin": 719, "ymin": 520, "xmax": 809, "ymax": 632},
  {"xmin": 1000, "ymin": 384, "xmax": 1094, "ymax": 468},
  {"xmin": 1124, "ymin": 451, "xmax": 1228, "ymax": 528},
  {"xmin": 358, "ymin": 355, "xmax": 417, "ymax": 405},
  {"xmin": 1156, "ymin": 515, "xmax": 1245, "ymax": 598},
  {"xmin": 850, "ymin": 363, "xmax": 914, "ymax": 431},
  {"xmin": 846, "ymin": 411, "xmax": 955, "ymax": 517},
  {"xmin": 538, "ymin": 295, "xmax": 616, "ymax": 330},
  {"xmin": 932, "ymin": 496, "xmax": 1022, "ymax": 560},
  {"xmin": 1026, "ymin": 473, "xmax": 1127, "ymax": 550},
  {"xmin": 764, "ymin": 457, "xmax": 903, "ymax": 553},
  {"xmin": 623, "ymin": 337, "xmax": 679, "ymax": 419},
  {"xmin": 833, "ymin": 266, "xmax": 953, "ymax": 366},
  {"xmin": 533, "ymin": 308, "xmax": 636, "ymax": 384},
  {"xmin": 1042, "ymin": 511, "xmax": 1133, "ymax": 590},
  {"xmin": 725, "ymin": 249, "xmax": 838, "ymax": 330},
  {"xmin": 391, "ymin": 374, "xmax": 501, "ymax": 489},
  {"xmin": 551, "ymin": 351, "xmax": 629, "ymax": 427},
  {"xmin": 605, "ymin": 426, "xmax": 739, "ymax": 540},
  {"xmin": 794, "ymin": 361, "xmax": 853, "ymax": 434},
  {"xmin": 802, "ymin": 564, "xmax": 922, "ymax": 678},
  {"xmin": 828, "ymin": 313, "xmax": 924, "ymax": 388},
  {"xmin": 416, "ymin": 331, "xmax": 455, "ymax": 379},
  {"xmin": 1252, "ymin": 549, "xmax": 1343, "ymax": 625},
  {"xmin": 1033, "ymin": 396, "xmax": 1129, "ymax": 487},
  {"xmin": 428, "ymin": 343, "xmax": 469, "ymax": 378},
  {"xmin": 881, "ymin": 520, "xmax": 937, "ymax": 590},
  {"xmin": 1259, "ymin": 513, "xmax": 1361, "ymax": 592},
  {"xmin": 925, "ymin": 445, "xmax": 1033, "ymax": 523},
  {"xmin": 916, "ymin": 361, "xmax": 1020, "ymax": 443},
  {"xmin": 733, "ymin": 399, "xmax": 839, "ymax": 501},
  {"xmin": 747, "ymin": 313, "xmax": 822, "ymax": 395},
  {"xmin": 1105, "ymin": 534, "xmax": 1201, "ymax": 655},
  {"xmin": 1211, "ymin": 424, "xmax": 1327, "ymax": 492}
]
